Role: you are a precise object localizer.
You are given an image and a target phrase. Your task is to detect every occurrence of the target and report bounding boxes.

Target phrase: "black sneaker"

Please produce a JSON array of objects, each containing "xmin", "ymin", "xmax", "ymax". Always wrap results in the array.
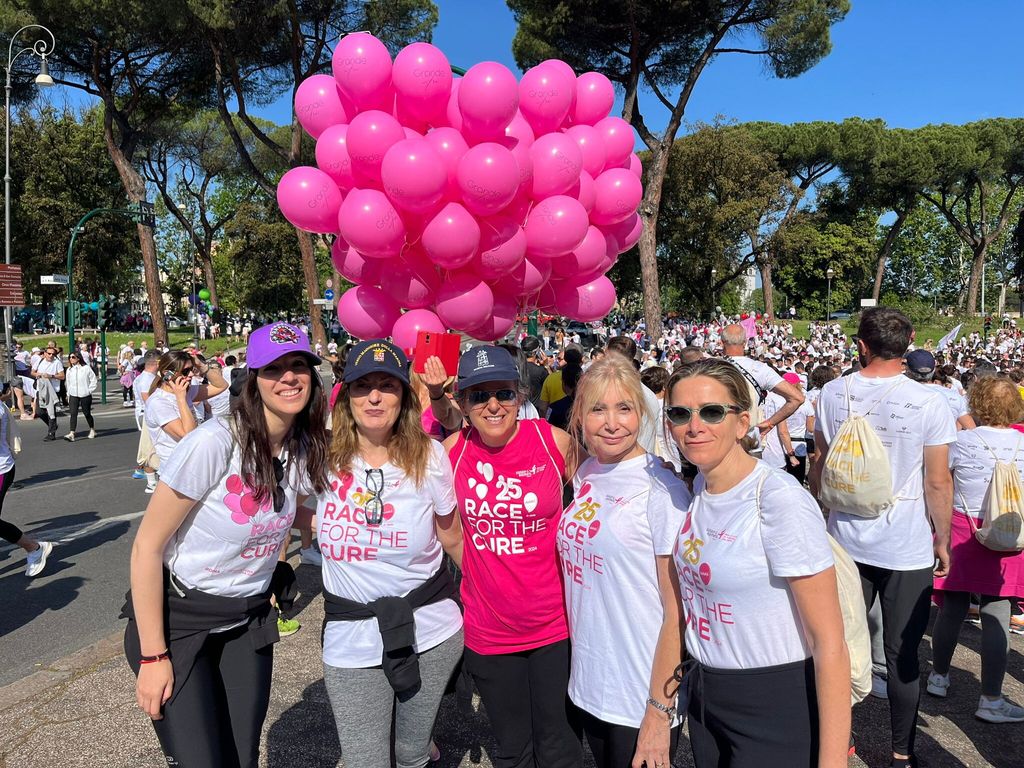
[{"xmin": 43, "ymin": 434, "xmax": 56, "ymax": 441}]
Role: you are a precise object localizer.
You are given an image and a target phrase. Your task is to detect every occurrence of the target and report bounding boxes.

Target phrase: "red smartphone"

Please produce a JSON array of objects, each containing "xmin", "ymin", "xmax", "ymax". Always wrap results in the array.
[{"xmin": 412, "ymin": 331, "xmax": 461, "ymax": 376}]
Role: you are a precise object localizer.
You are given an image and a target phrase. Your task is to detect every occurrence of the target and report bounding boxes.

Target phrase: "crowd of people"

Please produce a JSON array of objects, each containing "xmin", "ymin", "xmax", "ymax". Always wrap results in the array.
[{"xmin": 4, "ymin": 306, "xmax": 1024, "ymax": 768}]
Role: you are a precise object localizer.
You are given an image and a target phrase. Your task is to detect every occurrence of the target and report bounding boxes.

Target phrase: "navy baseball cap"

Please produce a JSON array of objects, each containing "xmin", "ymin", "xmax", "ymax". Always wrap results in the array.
[
  {"xmin": 458, "ymin": 345, "xmax": 520, "ymax": 391},
  {"xmin": 904, "ymin": 349, "xmax": 936, "ymax": 376},
  {"xmin": 342, "ymin": 340, "xmax": 410, "ymax": 386}
]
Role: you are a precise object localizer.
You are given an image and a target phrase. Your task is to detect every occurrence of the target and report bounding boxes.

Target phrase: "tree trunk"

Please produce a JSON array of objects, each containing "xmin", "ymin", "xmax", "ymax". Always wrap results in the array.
[
  {"xmin": 638, "ymin": 146, "xmax": 671, "ymax": 340},
  {"xmin": 201, "ymin": 243, "xmax": 218, "ymax": 307},
  {"xmin": 965, "ymin": 241, "xmax": 987, "ymax": 316},
  {"xmin": 296, "ymin": 228, "xmax": 326, "ymax": 348},
  {"xmin": 758, "ymin": 260, "xmax": 775, "ymax": 319},
  {"xmin": 872, "ymin": 208, "xmax": 908, "ymax": 302}
]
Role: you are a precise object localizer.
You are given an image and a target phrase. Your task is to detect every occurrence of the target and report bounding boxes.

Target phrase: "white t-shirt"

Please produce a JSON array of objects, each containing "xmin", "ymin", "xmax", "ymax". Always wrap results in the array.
[
  {"xmin": 34, "ymin": 358, "xmax": 63, "ymax": 378},
  {"xmin": 950, "ymin": 426, "xmax": 1024, "ymax": 515},
  {"xmin": 0, "ymin": 403, "xmax": 15, "ymax": 474},
  {"xmin": 786, "ymin": 397, "xmax": 814, "ymax": 456},
  {"xmin": 934, "ymin": 384, "xmax": 968, "ymax": 421},
  {"xmin": 558, "ymin": 453, "xmax": 689, "ymax": 728},
  {"xmin": 638, "ymin": 383, "xmax": 662, "ymax": 455},
  {"xmin": 145, "ymin": 385, "xmax": 200, "ymax": 465},
  {"xmin": 133, "ymin": 371, "xmax": 156, "ymax": 423},
  {"xmin": 728, "ymin": 355, "xmax": 783, "ymax": 449},
  {"xmin": 760, "ymin": 392, "xmax": 787, "ymax": 469},
  {"xmin": 677, "ymin": 462, "xmax": 833, "ymax": 669},
  {"xmin": 208, "ymin": 387, "xmax": 232, "ymax": 419},
  {"xmin": 160, "ymin": 419, "xmax": 304, "ymax": 597},
  {"xmin": 318, "ymin": 440, "xmax": 462, "ymax": 668},
  {"xmin": 816, "ymin": 373, "xmax": 956, "ymax": 570}
]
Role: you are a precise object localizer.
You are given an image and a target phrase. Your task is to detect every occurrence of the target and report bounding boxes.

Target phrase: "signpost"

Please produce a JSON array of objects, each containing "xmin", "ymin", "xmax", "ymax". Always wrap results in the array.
[
  {"xmin": 40, "ymin": 274, "xmax": 69, "ymax": 286},
  {"xmin": 0, "ymin": 264, "xmax": 23, "ymax": 381}
]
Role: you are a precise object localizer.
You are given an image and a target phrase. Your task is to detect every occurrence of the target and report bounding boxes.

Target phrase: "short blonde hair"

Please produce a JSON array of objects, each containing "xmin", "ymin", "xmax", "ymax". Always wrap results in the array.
[
  {"xmin": 968, "ymin": 376, "xmax": 1024, "ymax": 427},
  {"xmin": 569, "ymin": 355, "xmax": 651, "ymax": 442}
]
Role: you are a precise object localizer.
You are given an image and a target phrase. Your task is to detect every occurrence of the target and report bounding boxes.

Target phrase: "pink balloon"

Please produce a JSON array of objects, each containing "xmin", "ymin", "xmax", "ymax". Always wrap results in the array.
[
  {"xmin": 458, "ymin": 62, "xmax": 519, "ymax": 141},
  {"xmin": 518, "ymin": 64, "xmax": 574, "ymax": 135},
  {"xmin": 402, "ymin": 125, "xmax": 425, "ymax": 141},
  {"xmin": 421, "ymin": 202, "xmax": 480, "ymax": 269},
  {"xmin": 456, "ymin": 142, "xmax": 520, "ymax": 217},
  {"xmin": 380, "ymin": 250, "xmax": 440, "ymax": 309},
  {"xmin": 424, "ymin": 127, "xmax": 469, "ymax": 200},
  {"xmin": 337, "ymin": 188, "xmax": 406, "ymax": 259},
  {"xmin": 595, "ymin": 116, "xmax": 635, "ymax": 169},
  {"xmin": 570, "ymin": 170, "xmax": 596, "ymax": 213},
  {"xmin": 435, "ymin": 271, "xmax": 494, "ymax": 331},
  {"xmin": 504, "ymin": 111, "xmax": 535, "ymax": 147},
  {"xmin": 541, "ymin": 59, "xmax": 577, "ymax": 88},
  {"xmin": 391, "ymin": 309, "xmax": 445, "ymax": 352},
  {"xmin": 627, "ymin": 153, "xmax": 643, "ymax": 178},
  {"xmin": 295, "ymin": 75, "xmax": 349, "ymax": 139},
  {"xmin": 551, "ymin": 225, "xmax": 609, "ymax": 278},
  {"xmin": 346, "ymin": 110, "xmax": 405, "ymax": 185},
  {"xmin": 315, "ymin": 124, "xmax": 356, "ymax": 191},
  {"xmin": 332, "ymin": 33, "xmax": 393, "ymax": 112},
  {"xmin": 276, "ymin": 166, "xmax": 343, "ymax": 234},
  {"xmin": 504, "ymin": 186, "xmax": 533, "ymax": 225},
  {"xmin": 573, "ymin": 72, "xmax": 615, "ymax": 126},
  {"xmin": 474, "ymin": 216, "xmax": 527, "ymax": 280},
  {"xmin": 566, "ymin": 125, "xmax": 607, "ymax": 177},
  {"xmin": 602, "ymin": 212, "xmax": 643, "ymax": 252},
  {"xmin": 503, "ymin": 255, "xmax": 552, "ymax": 298},
  {"xmin": 444, "ymin": 79, "xmax": 462, "ymax": 131},
  {"xmin": 555, "ymin": 275, "xmax": 617, "ymax": 322},
  {"xmin": 503, "ymin": 112, "xmax": 535, "ymax": 188},
  {"xmin": 331, "ymin": 239, "xmax": 381, "ymax": 286},
  {"xmin": 466, "ymin": 290, "xmax": 517, "ymax": 342},
  {"xmin": 337, "ymin": 285, "xmax": 401, "ymax": 340},
  {"xmin": 381, "ymin": 138, "xmax": 447, "ymax": 213},
  {"xmin": 525, "ymin": 195, "xmax": 589, "ymax": 259},
  {"xmin": 392, "ymin": 42, "xmax": 453, "ymax": 124},
  {"xmin": 591, "ymin": 168, "xmax": 643, "ymax": 226},
  {"xmin": 530, "ymin": 132, "xmax": 583, "ymax": 199},
  {"xmin": 537, "ymin": 281, "xmax": 558, "ymax": 312}
]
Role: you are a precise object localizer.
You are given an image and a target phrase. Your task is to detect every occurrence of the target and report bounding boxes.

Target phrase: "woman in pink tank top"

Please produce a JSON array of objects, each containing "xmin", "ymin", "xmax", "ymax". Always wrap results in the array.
[{"xmin": 444, "ymin": 345, "xmax": 582, "ymax": 768}]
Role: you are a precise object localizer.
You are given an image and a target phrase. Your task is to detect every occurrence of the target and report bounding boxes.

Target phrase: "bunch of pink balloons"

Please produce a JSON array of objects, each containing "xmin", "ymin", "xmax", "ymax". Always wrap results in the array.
[{"xmin": 279, "ymin": 32, "xmax": 643, "ymax": 346}]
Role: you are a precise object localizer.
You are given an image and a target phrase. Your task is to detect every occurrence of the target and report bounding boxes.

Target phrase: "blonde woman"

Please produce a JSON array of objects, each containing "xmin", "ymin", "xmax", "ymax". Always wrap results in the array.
[
  {"xmin": 666, "ymin": 358, "xmax": 849, "ymax": 768},
  {"xmin": 559, "ymin": 355, "xmax": 688, "ymax": 768}
]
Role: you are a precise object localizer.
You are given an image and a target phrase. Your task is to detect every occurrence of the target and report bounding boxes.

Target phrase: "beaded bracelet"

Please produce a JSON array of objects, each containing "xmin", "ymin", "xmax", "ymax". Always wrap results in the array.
[{"xmin": 139, "ymin": 650, "xmax": 171, "ymax": 665}]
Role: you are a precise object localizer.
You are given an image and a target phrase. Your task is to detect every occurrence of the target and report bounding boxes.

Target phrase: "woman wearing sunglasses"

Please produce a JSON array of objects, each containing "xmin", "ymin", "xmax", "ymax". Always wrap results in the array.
[
  {"xmin": 62, "ymin": 351, "xmax": 98, "ymax": 442},
  {"xmin": 444, "ymin": 345, "xmax": 582, "ymax": 768},
  {"xmin": 314, "ymin": 339, "xmax": 463, "ymax": 768},
  {"xmin": 666, "ymin": 359, "xmax": 849, "ymax": 768},
  {"xmin": 124, "ymin": 322, "xmax": 329, "ymax": 767},
  {"xmin": 559, "ymin": 355, "xmax": 688, "ymax": 768}
]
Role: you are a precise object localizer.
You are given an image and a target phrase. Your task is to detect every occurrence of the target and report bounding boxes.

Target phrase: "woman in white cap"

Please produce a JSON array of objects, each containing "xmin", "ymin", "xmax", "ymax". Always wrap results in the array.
[
  {"xmin": 124, "ymin": 321, "xmax": 330, "ymax": 768},
  {"xmin": 315, "ymin": 339, "xmax": 463, "ymax": 768}
]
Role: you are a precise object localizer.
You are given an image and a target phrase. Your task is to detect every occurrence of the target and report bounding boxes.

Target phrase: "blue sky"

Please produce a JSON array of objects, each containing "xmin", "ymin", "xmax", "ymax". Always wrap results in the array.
[{"xmin": 248, "ymin": 0, "xmax": 1024, "ymax": 135}]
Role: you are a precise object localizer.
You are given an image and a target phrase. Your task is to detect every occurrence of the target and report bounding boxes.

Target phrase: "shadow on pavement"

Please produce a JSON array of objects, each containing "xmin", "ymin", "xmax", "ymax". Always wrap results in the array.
[
  {"xmin": 0, "ymin": 570, "xmax": 85, "ymax": 639},
  {"xmin": 14, "ymin": 465, "xmax": 96, "ymax": 488},
  {"xmin": 266, "ymin": 678, "xmax": 341, "ymax": 768}
]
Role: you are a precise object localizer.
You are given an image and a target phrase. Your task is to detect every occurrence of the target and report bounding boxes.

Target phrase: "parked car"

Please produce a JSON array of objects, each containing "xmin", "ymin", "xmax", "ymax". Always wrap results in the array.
[
  {"xmin": 828, "ymin": 311, "xmax": 853, "ymax": 320},
  {"xmin": 564, "ymin": 321, "xmax": 599, "ymax": 349},
  {"xmin": 165, "ymin": 315, "xmax": 187, "ymax": 329}
]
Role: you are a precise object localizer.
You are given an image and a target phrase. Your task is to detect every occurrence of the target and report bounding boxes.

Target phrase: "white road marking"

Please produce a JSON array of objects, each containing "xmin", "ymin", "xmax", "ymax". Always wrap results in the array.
[{"xmin": 0, "ymin": 509, "xmax": 146, "ymax": 549}]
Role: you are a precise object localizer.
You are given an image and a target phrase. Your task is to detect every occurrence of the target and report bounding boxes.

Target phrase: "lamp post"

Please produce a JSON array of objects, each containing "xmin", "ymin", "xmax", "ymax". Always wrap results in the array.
[
  {"xmin": 4, "ymin": 24, "xmax": 55, "ymax": 383},
  {"xmin": 826, "ymin": 266, "xmax": 835, "ymax": 322},
  {"xmin": 710, "ymin": 267, "xmax": 717, "ymax": 315}
]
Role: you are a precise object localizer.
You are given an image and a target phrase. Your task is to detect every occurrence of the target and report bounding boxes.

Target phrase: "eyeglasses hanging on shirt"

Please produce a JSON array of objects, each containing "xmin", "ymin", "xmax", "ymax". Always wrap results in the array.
[
  {"xmin": 364, "ymin": 467, "xmax": 385, "ymax": 525},
  {"xmin": 273, "ymin": 457, "xmax": 285, "ymax": 515}
]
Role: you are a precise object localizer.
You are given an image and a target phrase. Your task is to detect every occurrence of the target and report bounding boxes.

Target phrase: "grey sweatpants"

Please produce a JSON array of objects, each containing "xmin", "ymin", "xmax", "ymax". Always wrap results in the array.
[
  {"xmin": 931, "ymin": 592, "xmax": 1012, "ymax": 697},
  {"xmin": 324, "ymin": 629, "xmax": 464, "ymax": 768}
]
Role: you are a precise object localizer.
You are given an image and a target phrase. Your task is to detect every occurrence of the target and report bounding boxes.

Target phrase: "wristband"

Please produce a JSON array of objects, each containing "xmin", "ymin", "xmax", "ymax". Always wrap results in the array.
[
  {"xmin": 646, "ymin": 696, "xmax": 676, "ymax": 720},
  {"xmin": 429, "ymin": 392, "xmax": 446, "ymax": 401},
  {"xmin": 139, "ymin": 650, "xmax": 170, "ymax": 664}
]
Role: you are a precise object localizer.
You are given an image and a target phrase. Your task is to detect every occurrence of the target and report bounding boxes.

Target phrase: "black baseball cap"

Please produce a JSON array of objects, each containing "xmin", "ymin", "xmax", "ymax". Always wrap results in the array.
[
  {"xmin": 904, "ymin": 349, "xmax": 936, "ymax": 377},
  {"xmin": 342, "ymin": 340, "xmax": 410, "ymax": 386},
  {"xmin": 458, "ymin": 345, "xmax": 520, "ymax": 391},
  {"xmin": 520, "ymin": 335, "xmax": 541, "ymax": 354}
]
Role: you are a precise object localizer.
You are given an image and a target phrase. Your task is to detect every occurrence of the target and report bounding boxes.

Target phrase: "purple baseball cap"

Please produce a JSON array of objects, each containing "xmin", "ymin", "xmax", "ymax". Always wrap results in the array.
[{"xmin": 246, "ymin": 322, "xmax": 320, "ymax": 369}]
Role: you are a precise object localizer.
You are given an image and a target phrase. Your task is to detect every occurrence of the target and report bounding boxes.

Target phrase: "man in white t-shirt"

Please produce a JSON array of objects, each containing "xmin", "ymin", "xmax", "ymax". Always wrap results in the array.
[
  {"xmin": 720, "ymin": 324, "xmax": 804, "ymax": 452},
  {"xmin": 32, "ymin": 347, "xmax": 65, "ymax": 440},
  {"xmin": 811, "ymin": 307, "xmax": 955, "ymax": 767},
  {"xmin": 132, "ymin": 350, "xmax": 161, "ymax": 488},
  {"xmin": 903, "ymin": 350, "xmax": 975, "ymax": 431}
]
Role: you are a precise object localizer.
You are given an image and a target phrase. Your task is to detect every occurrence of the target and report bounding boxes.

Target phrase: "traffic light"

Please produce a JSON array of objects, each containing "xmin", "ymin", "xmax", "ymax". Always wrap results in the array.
[
  {"xmin": 69, "ymin": 300, "xmax": 83, "ymax": 326},
  {"xmin": 99, "ymin": 296, "xmax": 114, "ymax": 329},
  {"xmin": 54, "ymin": 300, "xmax": 64, "ymax": 326}
]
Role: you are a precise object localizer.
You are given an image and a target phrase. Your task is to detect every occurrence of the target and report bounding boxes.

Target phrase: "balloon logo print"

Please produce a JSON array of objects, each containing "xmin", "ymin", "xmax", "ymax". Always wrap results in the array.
[
  {"xmin": 225, "ymin": 474, "xmax": 272, "ymax": 525},
  {"xmin": 588, "ymin": 519, "xmax": 601, "ymax": 538},
  {"xmin": 699, "ymin": 562, "xmax": 712, "ymax": 586}
]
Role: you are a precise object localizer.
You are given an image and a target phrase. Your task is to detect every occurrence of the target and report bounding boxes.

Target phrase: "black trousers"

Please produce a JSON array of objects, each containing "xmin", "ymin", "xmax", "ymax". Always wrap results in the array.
[
  {"xmin": 0, "ymin": 467, "xmax": 20, "ymax": 544},
  {"xmin": 574, "ymin": 705, "xmax": 680, "ymax": 768},
  {"xmin": 857, "ymin": 562, "xmax": 933, "ymax": 757},
  {"xmin": 69, "ymin": 395, "xmax": 94, "ymax": 432},
  {"xmin": 128, "ymin": 623, "xmax": 274, "ymax": 768},
  {"xmin": 37, "ymin": 408, "xmax": 57, "ymax": 437},
  {"xmin": 687, "ymin": 657, "xmax": 818, "ymax": 768},
  {"xmin": 784, "ymin": 454, "xmax": 807, "ymax": 485},
  {"xmin": 464, "ymin": 639, "xmax": 582, "ymax": 768}
]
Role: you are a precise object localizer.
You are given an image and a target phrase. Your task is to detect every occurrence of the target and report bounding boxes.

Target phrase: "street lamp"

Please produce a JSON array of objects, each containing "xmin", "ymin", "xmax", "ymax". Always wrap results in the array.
[
  {"xmin": 710, "ymin": 267, "xmax": 717, "ymax": 315},
  {"xmin": 825, "ymin": 266, "xmax": 835, "ymax": 322},
  {"xmin": 4, "ymin": 25, "xmax": 55, "ymax": 383}
]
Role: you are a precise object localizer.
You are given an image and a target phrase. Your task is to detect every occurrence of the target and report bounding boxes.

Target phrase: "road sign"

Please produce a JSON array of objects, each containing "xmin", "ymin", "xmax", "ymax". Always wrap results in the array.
[
  {"xmin": 325, "ymin": 278, "xmax": 334, "ymax": 290},
  {"xmin": 313, "ymin": 298, "xmax": 333, "ymax": 306},
  {"xmin": 324, "ymin": 288, "xmax": 335, "ymax": 301},
  {"xmin": 0, "ymin": 264, "xmax": 24, "ymax": 306},
  {"xmin": 40, "ymin": 274, "xmax": 70, "ymax": 285}
]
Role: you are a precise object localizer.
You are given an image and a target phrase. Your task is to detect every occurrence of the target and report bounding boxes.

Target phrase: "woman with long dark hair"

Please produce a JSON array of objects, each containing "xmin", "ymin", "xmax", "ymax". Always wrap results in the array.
[
  {"xmin": 123, "ymin": 322, "xmax": 330, "ymax": 767},
  {"xmin": 62, "ymin": 351, "xmax": 97, "ymax": 441}
]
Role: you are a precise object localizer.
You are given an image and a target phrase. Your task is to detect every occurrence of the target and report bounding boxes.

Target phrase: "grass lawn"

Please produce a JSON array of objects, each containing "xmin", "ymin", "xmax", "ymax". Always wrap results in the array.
[
  {"xmin": 789, "ymin": 317, "xmax": 986, "ymax": 344},
  {"xmin": 14, "ymin": 328, "xmax": 240, "ymax": 357}
]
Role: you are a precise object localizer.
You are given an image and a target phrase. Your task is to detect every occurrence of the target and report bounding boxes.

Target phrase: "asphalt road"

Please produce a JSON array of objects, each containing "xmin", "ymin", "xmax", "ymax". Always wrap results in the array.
[{"xmin": 0, "ymin": 399, "xmax": 146, "ymax": 687}]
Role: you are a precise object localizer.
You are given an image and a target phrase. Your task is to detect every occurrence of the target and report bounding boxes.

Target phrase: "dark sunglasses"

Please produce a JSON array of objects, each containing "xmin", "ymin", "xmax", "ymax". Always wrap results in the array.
[
  {"xmin": 466, "ymin": 388, "xmax": 517, "ymax": 406},
  {"xmin": 364, "ymin": 467, "xmax": 384, "ymax": 525},
  {"xmin": 272, "ymin": 457, "xmax": 285, "ymax": 515},
  {"xmin": 665, "ymin": 403, "xmax": 743, "ymax": 426}
]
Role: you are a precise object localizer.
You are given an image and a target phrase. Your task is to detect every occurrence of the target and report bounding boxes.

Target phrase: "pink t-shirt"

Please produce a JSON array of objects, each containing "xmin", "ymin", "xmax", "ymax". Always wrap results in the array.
[{"xmin": 450, "ymin": 419, "xmax": 568, "ymax": 654}]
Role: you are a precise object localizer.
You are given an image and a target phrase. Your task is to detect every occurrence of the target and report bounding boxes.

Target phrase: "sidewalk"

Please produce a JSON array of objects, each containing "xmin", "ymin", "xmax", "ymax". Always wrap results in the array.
[{"xmin": 0, "ymin": 557, "xmax": 1021, "ymax": 767}]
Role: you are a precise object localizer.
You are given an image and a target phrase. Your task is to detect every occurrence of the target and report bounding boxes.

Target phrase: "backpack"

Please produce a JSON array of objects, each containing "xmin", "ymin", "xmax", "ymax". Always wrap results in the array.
[
  {"xmin": 819, "ymin": 378, "xmax": 911, "ymax": 518},
  {"xmin": 959, "ymin": 433, "xmax": 1024, "ymax": 552},
  {"xmin": 755, "ymin": 471, "xmax": 872, "ymax": 704}
]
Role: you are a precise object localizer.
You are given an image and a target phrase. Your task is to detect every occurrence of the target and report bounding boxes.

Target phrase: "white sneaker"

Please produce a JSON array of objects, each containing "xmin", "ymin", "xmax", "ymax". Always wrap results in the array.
[
  {"xmin": 87, "ymin": 429, "xmax": 96, "ymax": 439},
  {"xmin": 927, "ymin": 671, "xmax": 950, "ymax": 698},
  {"xmin": 300, "ymin": 546, "xmax": 323, "ymax": 567},
  {"xmin": 62, "ymin": 432, "xmax": 75, "ymax": 442},
  {"xmin": 870, "ymin": 674, "xmax": 888, "ymax": 699},
  {"xmin": 25, "ymin": 542, "xmax": 53, "ymax": 577},
  {"xmin": 145, "ymin": 484, "xmax": 157, "ymax": 494},
  {"xmin": 976, "ymin": 697, "xmax": 1024, "ymax": 723}
]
